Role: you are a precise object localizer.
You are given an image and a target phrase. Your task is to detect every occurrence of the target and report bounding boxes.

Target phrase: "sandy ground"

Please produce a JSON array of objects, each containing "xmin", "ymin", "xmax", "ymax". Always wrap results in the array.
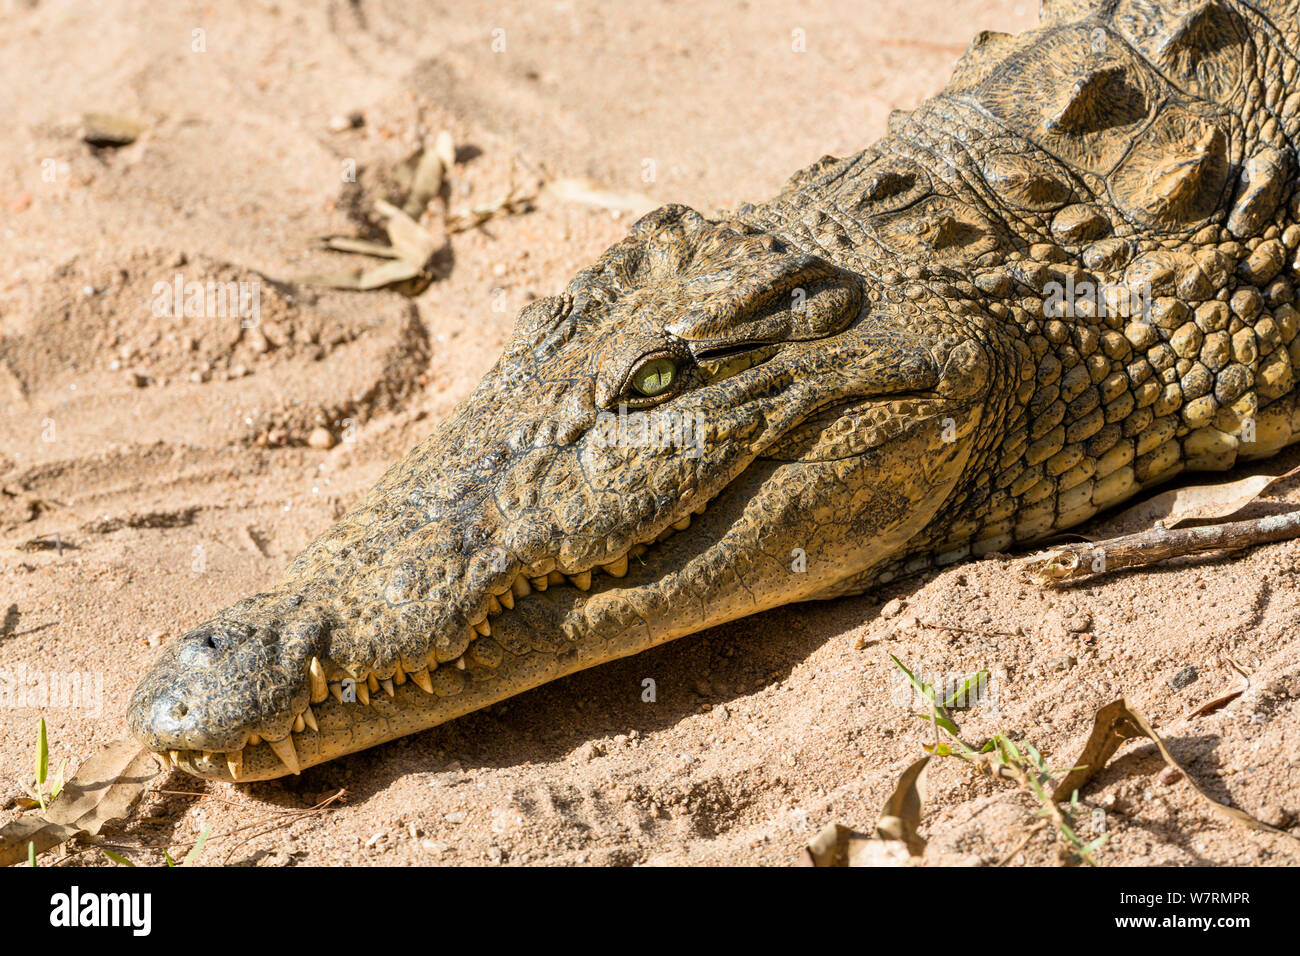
[{"xmin": 2, "ymin": 0, "xmax": 1299, "ymax": 867}]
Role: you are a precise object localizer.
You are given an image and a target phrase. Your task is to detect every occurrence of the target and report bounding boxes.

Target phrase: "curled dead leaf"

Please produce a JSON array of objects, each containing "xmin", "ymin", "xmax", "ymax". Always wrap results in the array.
[
  {"xmin": 0, "ymin": 738, "xmax": 161, "ymax": 866},
  {"xmin": 802, "ymin": 755, "xmax": 929, "ymax": 866},
  {"xmin": 1053, "ymin": 698, "xmax": 1295, "ymax": 840}
]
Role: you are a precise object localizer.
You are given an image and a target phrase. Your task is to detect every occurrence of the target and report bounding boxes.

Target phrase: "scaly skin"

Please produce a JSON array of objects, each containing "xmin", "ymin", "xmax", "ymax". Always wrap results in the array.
[{"xmin": 132, "ymin": 0, "xmax": 1300, "ymax": 780}]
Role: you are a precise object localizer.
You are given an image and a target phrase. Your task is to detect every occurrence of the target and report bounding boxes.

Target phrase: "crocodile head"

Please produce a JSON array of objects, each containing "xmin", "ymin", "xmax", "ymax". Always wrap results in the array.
[{"xmin": 128, "ymin": 204, "xmax": 1000, "ymax": 780}]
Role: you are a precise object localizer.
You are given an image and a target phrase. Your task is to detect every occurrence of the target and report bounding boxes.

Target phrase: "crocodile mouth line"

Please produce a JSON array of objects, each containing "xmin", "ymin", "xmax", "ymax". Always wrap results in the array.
[{"xmin": 156, "ymin": 498, "xmax": 713, "ymax": 780}]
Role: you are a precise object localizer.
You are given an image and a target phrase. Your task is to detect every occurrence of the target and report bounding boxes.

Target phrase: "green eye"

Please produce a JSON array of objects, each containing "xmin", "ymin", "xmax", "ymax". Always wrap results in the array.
[{"xmin": 630, "ymin": 356, "xmax": 677, "ymax": 397}]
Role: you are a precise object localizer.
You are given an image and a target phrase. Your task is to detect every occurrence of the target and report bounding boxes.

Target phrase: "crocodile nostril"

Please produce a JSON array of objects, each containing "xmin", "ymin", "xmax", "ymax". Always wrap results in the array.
[{"xmin": 174, "ymin": 701, "xmax": 189, "ymax": 718}]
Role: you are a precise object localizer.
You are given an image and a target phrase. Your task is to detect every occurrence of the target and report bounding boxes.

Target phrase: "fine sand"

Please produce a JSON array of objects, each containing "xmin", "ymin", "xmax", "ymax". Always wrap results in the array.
[{"xmin": 2, "ymin": 0, "xmax": 1298, "ymax": 866}]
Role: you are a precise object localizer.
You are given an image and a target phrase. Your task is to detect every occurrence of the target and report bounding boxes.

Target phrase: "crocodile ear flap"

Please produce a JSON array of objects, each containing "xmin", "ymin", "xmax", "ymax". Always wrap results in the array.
[{"xmin": 844, "ymin": 322, "xmax": 992, "ymax": 403}]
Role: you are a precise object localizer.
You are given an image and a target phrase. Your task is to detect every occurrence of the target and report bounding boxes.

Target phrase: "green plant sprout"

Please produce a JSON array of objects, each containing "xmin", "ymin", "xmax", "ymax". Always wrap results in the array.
[
  {"xmin": 24, "ymin": 718, "xmax": 67, "ymax": 813},
  {"xmin": 889, "ymin": 656, "xmax": 1105, "ymax": 866}
]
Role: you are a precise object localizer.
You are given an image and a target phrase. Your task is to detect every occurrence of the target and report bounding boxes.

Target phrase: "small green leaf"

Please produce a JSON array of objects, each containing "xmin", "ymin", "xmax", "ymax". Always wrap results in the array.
[
  {"xmin": 182, "ymin": 826, "xmax": 211, "ymax": 867},
  {"xmin": 100, "ymin": 849, "xmax": 136, "ymax": 867},
  {"xmin": 913, "ymin": 711, "xmax": 961, "ymax": 736},
  {"xmin": 890, "ymin": 655, "xmax": 938, "ymax": 706},
  {"xmin": 944, "ymin": 670, "xmax": 989, "ymax": 709},
  {"xmin": 27, "ymin": 842, "xmax": 36, "ymax": 867},
  {"xmin": 35, "ymin": 718, "xmax": 48, "ymax": 788}
]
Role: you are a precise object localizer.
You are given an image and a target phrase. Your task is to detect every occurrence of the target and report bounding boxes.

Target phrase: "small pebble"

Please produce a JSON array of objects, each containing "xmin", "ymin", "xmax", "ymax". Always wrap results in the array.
[
  {"xmin": 1169, "ymin": 666, "xmax": 1199, "ymax": 691},
  {"xmin": 1063, "ymin": 611, "xmax": 1092, "ymax": 633},
  {"xmin": 881, "ymin": 598, "xmax": 904, "ymax": 618},
  {"xmin": 307, "ymin": 426, "xmax": 336, "ymax": 449},
  {"xmin": 1156, "ymin": 766, "xmax": 1183, "ymax": 786},
  {"xmin": 327, "ymin": 111, "xmax": 364, "ymax": 132},
  {"xmin": 1258, "ymin": 804, "xmax": 1292, "ymax": 829}
]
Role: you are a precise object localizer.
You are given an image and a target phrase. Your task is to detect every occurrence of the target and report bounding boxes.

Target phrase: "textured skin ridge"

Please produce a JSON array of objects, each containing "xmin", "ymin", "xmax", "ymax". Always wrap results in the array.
[{"xmin": 129, "ymin": 0, "xmax": 1300, "ymax": 780}]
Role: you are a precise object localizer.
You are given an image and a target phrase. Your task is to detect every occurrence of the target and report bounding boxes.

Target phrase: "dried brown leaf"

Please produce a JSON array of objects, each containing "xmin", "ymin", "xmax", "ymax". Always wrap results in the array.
[
  {"xmin": 542, "ymin": 178, "xmax": 658, "ymax": 218},
  {"xmin": 802, "ymin": 755, "xmax": 930, "ymax": 866},
  {"xmin": 1052, "ymin": 698, "xmax": 1295, "ymax": 839},
  {"xmin": 0, "ymin": 738, "xmax": 160, "ymax": 866},
  {"xmin": 1113, "ymin": 464, "xmax": 1300, "ymax": 530}
]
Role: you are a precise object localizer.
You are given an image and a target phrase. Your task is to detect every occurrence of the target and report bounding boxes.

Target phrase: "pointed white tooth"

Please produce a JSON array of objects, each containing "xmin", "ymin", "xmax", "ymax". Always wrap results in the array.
[
  {"xmin": 603, "ymin": 555, "xmax": 628, "ymax": 577},
  {"xmin": 367, "ymin": 673, "xmax": 379, "ymax": 693},
  {"xmin": 356, "ymin": 682, "xmax": 370, "ymax": 706},
  {"xmin": 499, "ymin": 588, "xmax": 515, "ymax": 610},
  {"xmin": 487, "ymin": 594, "xmax": 502, "ymax": 615},
  {"xmin": 248, "ymin": 733, "xmax": 262, "ymax": 746},
  {"xmin": 531, "ymin": 576, "xmax": 548, "ymax": 591},
  {"xmin": 227, "ymin": 750, "xmax": 243, "ymax": 780},
  {"xmin": 513, "ymin": 577, "xmax": 532, "ymax": 598},
  {"xmin": 410, "ymin": 667, "xmax": 434, "ymax": 694},
  {"xmin": 380, "ymin": 677, "xmax": 395, "ymax": 697},
  {"xmin": 672, "ymin": 515, "xmax": 691, "ymax": 531},
  {"xmin": 330, "ymin": 682, "xmax": 343, "ymax": 703},
  {"xmin": 455, "ymin": 656, "xmax": 466, "ymax": 670},
  {"xmin": 309, "ymin": 656, "xmax": 328, "ymax": 703},
  {"xmin": 570, "ymin": 571, "xmax": 592, "ymax": 590},
  {"xmin": 394, "ymin": 664, "xmax": 406, "ymax": 686},
  {"xmin": 302, "ymin": 706, "xmax": 319, "ymax": 733},
  {"xmin": 474, "ymin": 618, "xmax": 492, "ymax": 637},
  {"xmin": 293, "ymin": 712, "xmax": 305, "ymax": 733},
  {"xmin": 169, "ymin": 750, "xmax": 181, "ymax": 767},
  {"xmin": 267, "ymin": 735, "xmax": 301, "ymax": 775}
]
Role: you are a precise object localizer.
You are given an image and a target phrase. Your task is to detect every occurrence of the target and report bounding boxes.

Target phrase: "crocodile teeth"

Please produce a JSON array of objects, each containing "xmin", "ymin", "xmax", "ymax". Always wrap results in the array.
[
  {"xmin": 293, "ymin": 712, "xmax": 305, "ymax": 733},
  {"xmin": 302, "ymin": 706, "xmax": 319, "ymax": 733},
  {"xmin": 631, "ymin": 543, "xmax": 649, "ymax": 558},
  {"xmin": 309, "ymin": 657, "xmax": 328, "ymax": 703},
  {"xmin": 267, "ymin": 735, "xmax": 301, "ymax": 775},
  {"xmin": 672, "ymin": 515, "xmax": 691, "ymax": 531},
  {"xmin": 379, "ymin": 677, "xmax": 395, "ymax": 697},
  {"xmin": 455, "ymin": 656, "xmax": 467, "ymax": 670},
  {"xmin": 531, "ymin": 576, "xmax": 548, "ymax": 591},
  {"xmin": 499, "ymin": 588, "xmax": 515, "ymax": 610},
  {"xmin": 548, "ymin": 570, "xmax": 565, "ymax": 586},
  {"xmin": 410, "ymin": 667, "xmax": 434, "ymax": 694},
  {"xmin": 356, "ymin": 682, "xmax": 370, "ymax": 706},
  {"xmin": 330, "ymin": 682, "xmax": 344, "ymax": 703},
  {"xmin": 513, "ymin": 577, "xmax": 532, "ymax": 598},
  {"xmin": 486, "ymin": 594, "xmax": 502, "ymax": 615},
  {"xmin": 168, "ymin": 750, "xmax": 181, "ymax": 767},
  {"xmin": 603, "ymin": 555, "xmax": 628, "ymax": 577},
  {"xmin": 248, "ymin": 733, "xmax": 262, "ymax": 746},
  {"xmin": 394, "ymin": 663, "xmax": 406, "ymax": 685},
  {"xmin": 227, "ymin": 751, "xmax": 243, "ymax": 780},
  {"xmin": 570, "ymin": 571, "xmax": 592, "ymax": 590},
  {"xmin": 473, "ymin": 619, "xmax": 491, "ymax": 637}
]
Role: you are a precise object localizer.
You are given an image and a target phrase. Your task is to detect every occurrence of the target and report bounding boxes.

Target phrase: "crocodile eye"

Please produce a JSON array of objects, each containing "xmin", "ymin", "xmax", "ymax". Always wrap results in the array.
[{"xmin": 630, "ymin": 356, "xmax": 677, "ymax": 397}]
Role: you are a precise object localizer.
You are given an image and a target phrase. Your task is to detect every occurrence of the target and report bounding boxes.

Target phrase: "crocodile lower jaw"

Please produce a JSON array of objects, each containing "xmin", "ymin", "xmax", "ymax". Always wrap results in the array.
[{"xmin": 161, "ymin": 510, "xmax": 709, "ymax": 781}]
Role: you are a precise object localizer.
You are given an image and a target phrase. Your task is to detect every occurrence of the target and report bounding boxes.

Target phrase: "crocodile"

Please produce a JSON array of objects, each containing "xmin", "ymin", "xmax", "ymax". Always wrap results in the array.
[{"xmin": 130, "ymin": 0, "xmax": 1300, "ymax": 781}]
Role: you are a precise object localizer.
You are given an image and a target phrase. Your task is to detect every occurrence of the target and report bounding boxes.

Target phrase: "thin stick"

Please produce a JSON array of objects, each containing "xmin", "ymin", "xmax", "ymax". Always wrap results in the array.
[
  {"xmin": 1018, "ymin": 509, "xmax": 1300, "ymax": 585},
  {"xmin": 996, "ymin": 821, "xmax": 1047, "ymax": 867}
]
